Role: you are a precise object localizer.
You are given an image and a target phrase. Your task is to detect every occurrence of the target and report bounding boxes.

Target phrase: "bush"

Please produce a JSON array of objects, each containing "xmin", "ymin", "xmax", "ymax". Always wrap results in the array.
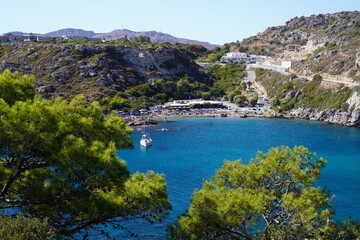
[{"xmin": 0, "ymin": 214, "xmax": 56, "ymax": 240}]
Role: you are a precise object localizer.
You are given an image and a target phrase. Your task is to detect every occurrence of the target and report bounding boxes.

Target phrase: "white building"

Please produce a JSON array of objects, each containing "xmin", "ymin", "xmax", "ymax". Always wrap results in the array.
[
  {"xmin": 165, "ymin": 99, "xmax": 225, "ymax": 109},
  {"xmin": 220, "ymin": 52, "xmax": 266, "ymax": 64}
]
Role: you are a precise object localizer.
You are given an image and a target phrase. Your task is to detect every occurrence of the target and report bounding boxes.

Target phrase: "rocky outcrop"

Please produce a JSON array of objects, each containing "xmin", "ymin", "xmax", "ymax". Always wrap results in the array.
[
  {"xmin": 346, "ymin": 90, "xmax": 360, "ymax": 110},
  {"xmin": 288, "ymin": 108, "xmax": 360, "ymax": 126},
  {"xmin": 124, "ymin": 116, "xmax": 157, "ymax": 126},
  {"xmin": 285, "ymin": 91, "xmax": 302, "ymax": 99}
]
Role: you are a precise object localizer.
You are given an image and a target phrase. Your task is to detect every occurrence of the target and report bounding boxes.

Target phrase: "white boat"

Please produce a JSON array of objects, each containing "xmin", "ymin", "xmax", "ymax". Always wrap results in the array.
[
  {"xmin": 140, "ymin": 133, "xmax": 152, "ymax": 147},
  {"xmin": 140, "ymin": 109, "xmax": 152, "ymax": 148}
]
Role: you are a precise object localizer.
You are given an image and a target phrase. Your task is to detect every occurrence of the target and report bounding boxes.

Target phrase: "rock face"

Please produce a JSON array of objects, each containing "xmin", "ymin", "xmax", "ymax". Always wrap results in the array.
[
  {"xmin": 124, "ymin": 116, "xmax": 157, "ymax": 126},
  {"xmin": 285, "ymin": 91, "xmax": 302, "ymax": 99},
  {"xmin": 288, "ymin": 108, "xmax": 360, "ymax": 126},
  {"xmin": 346, "ymin": 90, "xmax": 360, "ymax": 110}
]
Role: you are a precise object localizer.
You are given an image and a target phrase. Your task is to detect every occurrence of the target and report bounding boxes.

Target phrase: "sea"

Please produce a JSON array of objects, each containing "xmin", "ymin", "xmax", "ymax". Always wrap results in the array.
[{"xmin": 112, "ymin": 117, "xmax": 360, "ymax": 239}]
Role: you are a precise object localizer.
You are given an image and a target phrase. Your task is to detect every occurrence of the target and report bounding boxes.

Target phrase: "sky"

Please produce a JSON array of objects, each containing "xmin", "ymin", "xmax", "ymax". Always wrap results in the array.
[{"xmin": 1, "ymin": 0, "xmax": 359, "ymax": 45}]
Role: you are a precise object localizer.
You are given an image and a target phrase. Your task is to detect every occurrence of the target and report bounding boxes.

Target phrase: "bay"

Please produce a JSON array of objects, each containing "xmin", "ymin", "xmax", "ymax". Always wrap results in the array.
[{"xmin": 115, "ymin": 117, "xmax": 360, "ymax": 239}]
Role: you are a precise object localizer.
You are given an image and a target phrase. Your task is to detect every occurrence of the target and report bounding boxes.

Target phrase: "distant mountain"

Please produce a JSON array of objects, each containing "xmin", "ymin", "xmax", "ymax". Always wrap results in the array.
[
  {"xmin": 94, "ymin": 29, "xmax": 218, "ymax": 49},
  {"xmin": 44, "ymin": 28, "xmax": 96, "ymax": 37},
  {"xmin": 3, "ymin": 28, "xmax": 219, "ymax": 49}
]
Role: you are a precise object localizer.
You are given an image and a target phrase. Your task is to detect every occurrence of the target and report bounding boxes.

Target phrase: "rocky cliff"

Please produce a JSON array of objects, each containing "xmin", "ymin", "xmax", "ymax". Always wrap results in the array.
[
  {"xmin": 287, "ymin": 107, "xmax": 360, "ymax": 126},
  {"xmin": 0, "ymin": 42, "xmax": 210, "ymax": 99}
]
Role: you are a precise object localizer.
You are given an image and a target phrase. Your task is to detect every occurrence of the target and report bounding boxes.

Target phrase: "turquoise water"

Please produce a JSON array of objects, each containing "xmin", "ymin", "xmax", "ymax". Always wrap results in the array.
[{"xmin": 115, "ymin": 117, "xmax": 360, "ymax": 239}]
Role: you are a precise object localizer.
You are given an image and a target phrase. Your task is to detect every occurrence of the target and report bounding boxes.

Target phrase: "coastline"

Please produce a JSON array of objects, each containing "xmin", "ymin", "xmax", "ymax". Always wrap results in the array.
[
  {"xmin": 122, "ymin": 102, "xmax": 360, "ymax": 127},
  {"xmin": 137, "ymin": 109, "xmax": 360, "ymax": 127}
]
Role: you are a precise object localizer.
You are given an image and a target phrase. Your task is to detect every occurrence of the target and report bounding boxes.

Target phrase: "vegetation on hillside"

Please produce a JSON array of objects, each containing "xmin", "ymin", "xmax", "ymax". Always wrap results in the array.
[
  {"xmin": 207, "ymin": 63, "xmax": 254, "ymax": 107},
  {"xmin": 102, "ymin": 63, "xmax": 249, "ymax": 112},
  {"xmin": 255, "ymin": 68, "xmax": 354, "ymax": 112},
  {"xmin": 170, "ymin": 146, "xmax": 360, "ymax": 240}
]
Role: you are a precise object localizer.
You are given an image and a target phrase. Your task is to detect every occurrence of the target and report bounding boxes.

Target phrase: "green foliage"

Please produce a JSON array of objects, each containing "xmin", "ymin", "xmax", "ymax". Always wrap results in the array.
[
  {"xmin": 250, "ymin": 94, "xmax": 258, "ymax": 107},
  {"xmin": 313, "ymin": 47, "xmax": 324, "ymax": 54},
  {"xmin": 325, "ymin": 42, "xmax": 337, "ymax": 49},
  {"xmin": 176, "ymin": 75, "xmax": 191, "ymax": 99},
  {"xmin": 132, "ymin": 35, "xmax": 151, "ymax": 43},
  {"xmin": 255, "ymin": 67, "xmax": 266, "ymax": 77},
  {"xmin": 170, "ymin": 146, "xmax": 347, "ymax": 239},
  {"xmin": 108, "ymin": 95, "xmax": 131, "ymax": 111},
  {"xmin": 0, "ymin": 73, "xmax": 171, "ymax": 237},
  {"xmin": 0, "ymin": 70, "xmax": 36, "ymax": 105},
  {"xmin": 312, "ymin": 74, "xmax": 323, "ymax": 82},
  {"xmin": 207, "ymin": 63, "xmax": 247, "ymax": 97},
  {"xmin": 0, "ymin": 214, "xmax": 56, "ymax": 240},
  {"xmin": 203, "ymin": 53, "xmax": 223, "ymax": 62},
  {"xmin": 200, "ymin": 45, "xmax": 229, "ymax": 63},
  {"xmin": 234, "ymin": 95, "xmax": 248, "ymax": 106},
  {"xmin": 271, "ymin": 97, "xmax": 281, "ymax": 106}
]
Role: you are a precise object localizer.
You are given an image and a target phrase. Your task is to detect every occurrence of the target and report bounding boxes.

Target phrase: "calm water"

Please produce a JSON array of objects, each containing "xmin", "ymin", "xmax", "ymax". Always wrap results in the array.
[{"xmin": 114, "ymin": 117, "xmax": 360, "ymax": 239}]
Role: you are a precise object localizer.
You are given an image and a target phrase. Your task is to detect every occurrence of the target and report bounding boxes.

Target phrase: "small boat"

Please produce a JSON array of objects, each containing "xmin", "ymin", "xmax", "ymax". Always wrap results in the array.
[
  {"xmin": 160, "ymin": 128, "xmax": 168, "ymax": 131},
  {"xmin": 140, "ymin": 108, "xmax": 152, "ymax": 148},
  {"xmin": 140, "ymin": 133, "xmax": 152, "ymax": 147}
]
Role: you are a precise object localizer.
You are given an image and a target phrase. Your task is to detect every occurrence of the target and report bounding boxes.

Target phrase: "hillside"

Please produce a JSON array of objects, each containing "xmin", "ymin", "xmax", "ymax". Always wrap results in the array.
[
  {"xmin": 228, "ymin": 11, "xmax": 360, "ymax": 82},
  {"xmin": 0, "ymin": 42, "xmax": 210, "ymax": 100}
]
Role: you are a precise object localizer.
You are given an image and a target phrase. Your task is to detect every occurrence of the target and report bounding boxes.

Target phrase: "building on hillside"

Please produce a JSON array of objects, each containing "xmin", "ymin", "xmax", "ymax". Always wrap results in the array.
[
  {"xmin": 287, "ymin": 44, "xmax": 304, "ymax": 52},
  {"xmin": 87, "ymin": 37, "xmax": 102, "ymax": 42},
  {"xmin": 220, "ymin": 52, "xmax": 266, "ymax": 64},
  {"xmin": 36, "ymin": 36, "xmax": 51, "ymax": 42},
  {"xmin": 53, "ymin": 36, "xmax": 65, "ymax": 41}
]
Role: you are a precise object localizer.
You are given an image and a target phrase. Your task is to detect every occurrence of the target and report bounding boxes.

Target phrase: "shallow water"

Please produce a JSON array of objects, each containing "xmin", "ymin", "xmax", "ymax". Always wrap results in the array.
[{"xmin": 115, "ymin": 117, "xmax": 360, "ymax": 239}]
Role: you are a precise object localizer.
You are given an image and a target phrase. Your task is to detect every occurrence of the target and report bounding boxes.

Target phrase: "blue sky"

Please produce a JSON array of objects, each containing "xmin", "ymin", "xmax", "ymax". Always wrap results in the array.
[{"xmin": 1, "ymin": 0, "xmax": 358, "ymax": 44}]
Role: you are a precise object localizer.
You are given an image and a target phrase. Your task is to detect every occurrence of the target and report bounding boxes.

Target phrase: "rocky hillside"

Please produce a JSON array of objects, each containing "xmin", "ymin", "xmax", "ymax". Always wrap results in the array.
[
  {"xmin": 254, "ymin": 68, "xmax": 360, "ymax": 126},
  {"xmin": 231, "ymin": 11, "xmax": 360, "ymax": 82},
  {"xmin": 0, "ymin": 42, "xmax": 210, "ymax": 99}
]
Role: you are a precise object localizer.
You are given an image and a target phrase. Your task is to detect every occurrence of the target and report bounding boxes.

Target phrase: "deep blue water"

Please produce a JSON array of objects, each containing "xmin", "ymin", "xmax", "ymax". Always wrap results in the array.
[{"xmin": 114, "ymin": 117, "xmax": 360, "ymax": 239}]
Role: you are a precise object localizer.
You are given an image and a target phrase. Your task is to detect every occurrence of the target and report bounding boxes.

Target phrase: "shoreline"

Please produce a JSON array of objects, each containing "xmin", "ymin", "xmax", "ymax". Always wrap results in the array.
[
  {"xmin": 123, "ymin": 107, "xmax": 360, "ymax": 128},
  {"xmin": 149, "ymin": 111, "xmax": 360, "ymax": 127}
]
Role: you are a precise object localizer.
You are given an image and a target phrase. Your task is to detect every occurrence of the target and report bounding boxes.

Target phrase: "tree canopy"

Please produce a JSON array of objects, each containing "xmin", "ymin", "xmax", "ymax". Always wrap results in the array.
[
  {"xmin": 0, "ymin": 70, "xmax": 36, "ymax": 105},
  {"xmin": 170, "ymin": 146, "xmax": 360, "ymax": 240},
  {"xmin": 0, "ymin": 71, "xmax": 171, "ymax": 238}
]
